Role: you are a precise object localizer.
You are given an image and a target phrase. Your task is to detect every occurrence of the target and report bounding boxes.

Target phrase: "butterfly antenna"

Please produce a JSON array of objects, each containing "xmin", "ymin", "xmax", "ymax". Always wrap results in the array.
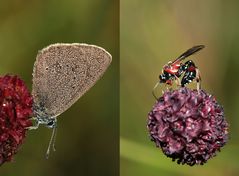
[
  {"xmin": 52, "ymin": 125, "xmax": 57, "ymax": 152},
  {"xmin": 46, "ymin": 122, "xmax": 57, "ymax": 159}
]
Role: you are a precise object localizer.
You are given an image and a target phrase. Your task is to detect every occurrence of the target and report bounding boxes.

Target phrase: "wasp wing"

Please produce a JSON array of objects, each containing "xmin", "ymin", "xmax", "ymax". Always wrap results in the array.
[{"xmin": 171, "ymin": 45, "xmax": 205, "ymax": 64}]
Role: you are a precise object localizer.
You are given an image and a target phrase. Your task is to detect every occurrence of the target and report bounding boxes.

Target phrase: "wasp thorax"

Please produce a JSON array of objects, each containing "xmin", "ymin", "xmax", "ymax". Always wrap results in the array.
[{"xmin": 163, "ymin": 64, "xmax": 170, "ymax": 70}]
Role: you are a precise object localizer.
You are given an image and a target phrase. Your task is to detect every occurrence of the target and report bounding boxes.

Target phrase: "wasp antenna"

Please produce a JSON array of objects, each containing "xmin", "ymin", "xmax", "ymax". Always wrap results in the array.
[{"xmin": 152, "ymin": 82, "xmax": 160, "ymax": 100}]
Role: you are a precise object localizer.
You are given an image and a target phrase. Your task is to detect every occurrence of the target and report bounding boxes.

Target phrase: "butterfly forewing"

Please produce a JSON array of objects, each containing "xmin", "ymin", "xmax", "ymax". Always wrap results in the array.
[{"xmin": 32, "ymin": 43, "xmax": 112, "ymax": 118}]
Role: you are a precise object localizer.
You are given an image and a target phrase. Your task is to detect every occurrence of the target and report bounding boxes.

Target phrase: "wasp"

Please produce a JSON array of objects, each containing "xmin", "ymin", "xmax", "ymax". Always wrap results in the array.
[{"xmin": 153, "ymin": 45, "xmax": 205, "ymax": 99}]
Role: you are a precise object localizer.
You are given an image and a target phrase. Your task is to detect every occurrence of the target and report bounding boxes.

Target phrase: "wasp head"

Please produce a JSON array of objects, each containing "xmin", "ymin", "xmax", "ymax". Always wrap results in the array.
[
  {"xmin": 159, "ymin": 71, "xmax": 174, "ymax": 85},
  {"xmin": 159, "ymin": 74, "xmax": 167, "ymax": 83}
]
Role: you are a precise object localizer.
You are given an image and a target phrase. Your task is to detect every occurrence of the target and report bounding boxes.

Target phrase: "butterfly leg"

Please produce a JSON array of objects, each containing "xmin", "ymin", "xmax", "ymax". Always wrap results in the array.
[{"xmin": 26, "ymin": 117, "xmax": 40, "ymax": 130}]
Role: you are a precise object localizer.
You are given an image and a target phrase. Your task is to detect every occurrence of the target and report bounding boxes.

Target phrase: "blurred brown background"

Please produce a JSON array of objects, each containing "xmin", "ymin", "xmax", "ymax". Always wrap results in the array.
[
  {"xmin": 121, "ymin": 1, "xmax": 239, "ymax": 176},
  {"xmin": 0, "ymin": 0, "xmax": 119, "ymax": 176}
]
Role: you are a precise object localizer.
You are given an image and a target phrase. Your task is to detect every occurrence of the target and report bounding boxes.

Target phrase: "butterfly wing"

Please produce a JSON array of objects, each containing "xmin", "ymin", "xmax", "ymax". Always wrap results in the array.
[{"xmin": 32, "ymin": 43, "xmax": 112, "ymax": 118}]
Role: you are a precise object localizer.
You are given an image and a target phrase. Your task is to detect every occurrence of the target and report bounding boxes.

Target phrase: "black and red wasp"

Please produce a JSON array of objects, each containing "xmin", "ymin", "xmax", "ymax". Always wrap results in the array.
[{"xmin": 153, "ymin": 45, "xmax": 205, "ymax": 99}]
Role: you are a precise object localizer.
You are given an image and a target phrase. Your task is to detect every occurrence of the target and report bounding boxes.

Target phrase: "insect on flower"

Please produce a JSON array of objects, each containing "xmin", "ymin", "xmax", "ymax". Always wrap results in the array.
[
  {"xmin": 148, "ymin": 46, "xmax": 229, "ymax": 165},
  {"xmin": 152, "ymin": 45, "xmax": 205, "ymax": 99}
]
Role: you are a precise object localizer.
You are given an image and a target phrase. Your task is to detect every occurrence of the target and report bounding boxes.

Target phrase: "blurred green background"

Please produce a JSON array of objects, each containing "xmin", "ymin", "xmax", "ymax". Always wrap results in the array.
[
  {"xmin": 121, "ymin": 0, "xmax": 239, "ymax": 176},
  {"xmin": 0, "ymin": 0, "xmax": 119, "ymax": 176}
]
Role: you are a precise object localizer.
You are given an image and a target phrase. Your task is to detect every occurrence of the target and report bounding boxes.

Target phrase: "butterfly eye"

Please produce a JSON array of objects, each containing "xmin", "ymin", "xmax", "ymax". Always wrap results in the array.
[{"xmin": 47, "ymin": 119, "xmax": 56, "ymax": 128}]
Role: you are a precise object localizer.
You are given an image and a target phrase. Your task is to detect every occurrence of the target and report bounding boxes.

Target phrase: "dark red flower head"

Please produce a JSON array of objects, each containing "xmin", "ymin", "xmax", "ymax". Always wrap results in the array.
[
  {"xmin": 148, "ymin": 87, "xmax": 229, "ymax": 166},
  {"xmin": 0, "ymin": 75, "xmax": 33, "ymax": 165}
]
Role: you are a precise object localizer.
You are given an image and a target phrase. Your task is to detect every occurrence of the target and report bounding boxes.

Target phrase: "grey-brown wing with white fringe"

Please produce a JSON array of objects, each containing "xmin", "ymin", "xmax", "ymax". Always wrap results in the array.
[{"xmin": 32, "ymin": 43, "xmax": 112, "ymax": 119}]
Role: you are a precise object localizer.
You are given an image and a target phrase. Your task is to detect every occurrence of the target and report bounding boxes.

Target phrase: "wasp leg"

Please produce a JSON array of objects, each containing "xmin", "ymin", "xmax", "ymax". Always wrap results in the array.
[
  {"xmin": 166, "ymin": 84, "xmax": 173, "ymax": 92},
  {"xmin": 196, "ymin": 68, "xmax": 201, "ymax": 91},
  {"xmin": 174, "ymin": 75, "xmax": 181, "ymax": 87},
  {"xmin": 152, "ymin": 81, "xmax": 160, "ymax": 100}
]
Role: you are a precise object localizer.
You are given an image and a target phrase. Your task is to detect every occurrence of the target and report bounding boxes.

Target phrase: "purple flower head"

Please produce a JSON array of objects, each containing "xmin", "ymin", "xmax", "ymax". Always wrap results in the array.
[{"xmin": 148, "ymin": 87, "xmax": 229, "ymax": 166}]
